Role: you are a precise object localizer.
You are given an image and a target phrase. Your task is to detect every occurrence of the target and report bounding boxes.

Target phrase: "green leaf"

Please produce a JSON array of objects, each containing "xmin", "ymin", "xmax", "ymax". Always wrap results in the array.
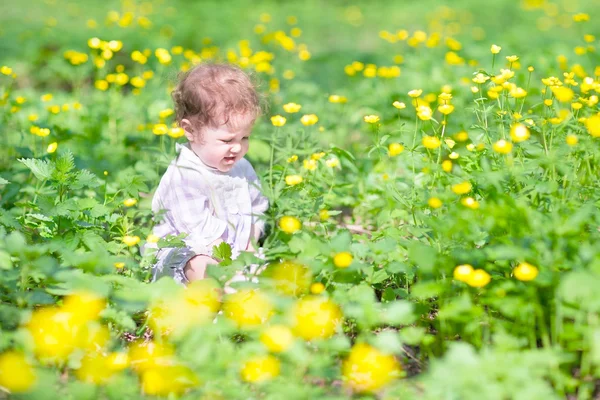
[
  {"xmin": 18, "ymin": 158, "xmax": 54, "ymax": 181},
  {"xmin": 72, "ymin": 169, "xmax": 101, "ymax": 189},
  {"xmin": 0, "ymin": 177, "xmax": 10, "ymax": 185},
  {"xmin": 399, "ymin": 326, "xmax": 425, "ymax": 345},
  {"xmin": 408, "ymin": 241, "xmax": 437, "ymax": 272},
  {"xmin": 382, "ymin": 300, "xmax": 415, "ymax": 325},
  {"xmin": 213, "ymin": 242, "xmax": 232, "ymax": 262}
]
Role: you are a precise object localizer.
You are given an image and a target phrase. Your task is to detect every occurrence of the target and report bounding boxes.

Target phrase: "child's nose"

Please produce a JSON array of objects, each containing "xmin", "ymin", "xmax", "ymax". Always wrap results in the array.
[{"xmin": 231, "ymin": 143, "xmax": 242, "ymax": 153}]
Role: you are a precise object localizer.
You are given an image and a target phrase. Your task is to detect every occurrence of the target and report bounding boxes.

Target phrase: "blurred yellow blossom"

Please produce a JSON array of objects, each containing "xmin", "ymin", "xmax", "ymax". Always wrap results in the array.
[
  {"xmin": 285, "ymin": 175, "xmax": 303, "ymax": 186},
  {"xmin": 452, "ymin": 181, "xmax": 472, "ymax": 194},
  {"xmin": 363, "ymin": 115, "xmax": 379, "ymax": 124},
  {"xmin": 283, "ymin": 102, "xmax": 302, "ymax": 113},
  {"xmin": 301, "ymin": 114, "xmax": 319, "ymax": 126}
]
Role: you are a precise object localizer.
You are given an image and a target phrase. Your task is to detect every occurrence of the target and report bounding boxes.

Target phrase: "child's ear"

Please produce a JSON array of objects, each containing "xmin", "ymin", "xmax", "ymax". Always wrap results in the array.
[{"xmin": 181, "ymin": 119, "xmax": 196, "ymax": 141}]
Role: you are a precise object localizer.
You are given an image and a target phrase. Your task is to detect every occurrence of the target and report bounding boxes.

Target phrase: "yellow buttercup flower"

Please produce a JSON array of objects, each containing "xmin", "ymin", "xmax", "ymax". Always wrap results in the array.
[
  {"xmin": 513, "ymin": 262, "xmax": 539, "ymax": 281},
  {"xmin": 158, "ymin": 108, "xmax": 174, "ymax": 119},
  {"xmin": 223, "ymin": 289, "xmax": 273, "ymax": 328},
  {"xmin": 303, "ymin": 159, "xmax": 317, "ymax": 171},
  {"xmin": 566, "ymin": 134, "xmax": 578, "ymax": 146},
  {"xmin": 408, "ymin": 89, "xmax": 423, "ymax": 98},
  {"xmin": 342, "ymin": 343, "xmax": 401, "ymax": 393},
  {"xmin": 240, "ymin": 354, "xmax": 281, "ymax": 383},
  {"xmin": 363, "ymin": 115, "xmax": 380, "ymax": 124},
  {"xmin": 428, "ymin": 197, "xmax": 443, "ymax": 209},
  {"xmin": 490, "ymin": 44, "xmax": 502, "ymax": 54},
  {"xmin": 493, "ymin": 139, "xmax": 513, "ymax": 154},
  {"xmin": 417, "ymin": 105, "xmax": 432, "ymax": 120},
  {"xmin": 287, "ymin": 154, "xmax": 298, "ymax": 163},
  {"xmin": 506, "ymin": 55, "xmax": 519, "ymax": 63},
  {"xmin": 146, "ymin": 234, "xmax": 160, "ymax": 243},
  {"xmin": 442, "ymin": 160, "xmax": 452, "ymax": 172},
  {"xmin": 279, "ymin": 216, "xmax": 301, "ymax": 234},
  {"xmin": 168, "ymin": 127, "xmax": 185, "ymax": 138},
  {"xmin": 123, "ymin": 198, "xmax": 138, "ymax": 207},
  {"xmin": 291, "ymin": 296, "xmax": 341, "ymax": 340},
  {"xmin": 271, "ymin": 115, "xmax": 287, "ymax": 127},
  {"xmin": 285, "ymin": 175, "xmax": 303, "ymax": 186},
  {"xmin": 461, "ymin": 197, "xmax": 480, "ymax": 209},
  {"xmin": 453, "ymin": 264, "xmax": 474, "ymax": 282},
  {"xmin": 122, "ymin": 235, "xmax": 140, "ymax": 246},
  {"xmin": 451, "ymin": 181, "xmax": 472, "ymax": 195},
  {"xmin": 551, "ymin": 86, "xmax": 574, "ymax": 103},
  {"xmin": 328, "ymin": 95, "xmax": 347, "ymax": 104},
  {"xmin": 47, "ymin": 142, "xmax": 58, "ymax": 154},
  {"xmin": 422, "ymin": 135, "xmax": 441, "ymax": 149},
  {"xmin": 283, "ymin": 102, "xmax": 302, "ymax": 113},
  {"xmin": 263, "ymin": 260, "xmax": 312, "ymax": 296},
  {"xmin": 438, "ymin": 104, "xmax": 455, "ymax": 115},
  {"xmin": 333, "ymin": 252, "xmax": 353, "ymax": 268},
  {"xmin": 510, "ymin": 123, "xmax": 531, "ymax": 142},
  {"xmin": 152, "ymin": 124, "xmax": 168, "ymax": 135},
  {"xmin": 585, "ymin": 114, "xmax": 600, "ymax": 137},
  {"xmin": 261, "ymin": 325, "xmax": 294, "ymax": 353},
  {"xmin": 300, "ymin": 114, "xmax": 318, "ymax": 126},
  {"xmin": 388, "ymin": 143, "xmax": 404, "ymax": 156},
  {"xmin": 0, "ymin": 351, "xmax": 37, "ymax": 393},
  {"xmin": 325, "ymin": 157, "xmax": 340, "ymax": 168},
  {"xmin": 392, "ymin": 101, "xmax": 406, "ymax": 109},
  {"xmin": 466, "ymin": 269, "xmax": 491, "ymax": 287}
]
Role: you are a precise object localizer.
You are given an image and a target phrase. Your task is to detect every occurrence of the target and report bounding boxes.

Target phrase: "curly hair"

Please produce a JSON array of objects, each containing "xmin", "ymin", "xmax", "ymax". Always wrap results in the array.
[{"xmin": 171, "ymin": 63, "xmax": 262, "ymax": 132}]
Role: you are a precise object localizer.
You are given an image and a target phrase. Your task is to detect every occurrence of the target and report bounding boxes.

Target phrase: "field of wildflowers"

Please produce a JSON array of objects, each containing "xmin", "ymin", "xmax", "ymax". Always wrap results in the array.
[{"xmin": 1, "ymin": 0, "xmax": 600, "ymax": 398}]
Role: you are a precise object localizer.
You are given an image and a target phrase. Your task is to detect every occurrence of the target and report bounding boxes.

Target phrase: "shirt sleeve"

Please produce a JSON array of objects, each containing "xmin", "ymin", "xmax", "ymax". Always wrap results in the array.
[{"xmin": 243, "ymin": 160, "xmax": 270, "ymax": 237}]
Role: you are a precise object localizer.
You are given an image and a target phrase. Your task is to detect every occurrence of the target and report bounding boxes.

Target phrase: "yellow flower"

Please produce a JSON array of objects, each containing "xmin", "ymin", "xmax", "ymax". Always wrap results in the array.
[
  {"xmin": 490, "ymin": 44, "xmax": 502, "ymax": 54},
  {"xmin": 585, "ymin": 114, "xmax": 600, "ymax": 137},
  {"xmin": 461, "ymin": 197, "xmax": 480, "ymax": 209},
  {"xmin": 47, "ymin": 142, "xmax": 58, "ymax": 154},
  {"xmin": 152, "ymin": 124, "xmax": 168, "ymax": 135},
  {"xmin": 285, "ymin": 175, "xmax": 303, "ymax": 186},
  {"xmin": 513, "ymin": 262, "xmax": 539, "ymax": 281},
  {"xmin": 466, "ymin": 269, "xmax": 490, "ymax": 287},
  {"xmin": 223, "ymin": 289, "xmax": 274, "ymax": 328},
  {"xmin": 263, "ymin": 260, "xmax": 312, "ymax": 296},
  {"xmin": 240, "ymin": 354, "xmax": 281, "ymax": 383},
  {"xmin": 442, "ymin": 160, "xmax": 452, "ymax": 172},
  {"xmin": 28, "ymin": 114, "xmax": 39, "ymax": 122},
  {"xmin": 428, "ymin": 197, "xmax": 443, "ymax": 209},
  {"xmin": 438, "ymin": 104, "xmax": 455, "ymax": 115},
  {"xmin": 566, "ymin": 134, "xmax": 578, "ymax": 146},
  {"xmin": 392, "ymin": 101, "xmax": 406, "ymax": 109},
  {"xmin": 510, "ymin": 123, "xmax": 531, "ymax": 142},
  {"xmin": 510, "ymin": 87, "xmax": 527, "ymax": 98},
  {"xmin": 129, "ymin": 341, "xmax": 175, "ymax": 373},
  {"xmin": 451, "ymin": 181, "xmax": 472, "ymax": 195},
  {"xmin": 310, "ymin": 282, "xmax": 326, "ymax": 294},
  {"xmin": 158, "ymin": 108, "xmax": 174, "ymax": 119},
  {"xmin": 291, "ymin": 296, "xmax": 341, "ymax": 340},
  {"xmin": 422, "ymin": 135, "xmax": 441, "ymax": 149},
  {"xmin": 303, "ymin": 159, "xmax": 317, "ymax": 171},
  {"xmin": 0, "ymin": 351, "xmax": 37, "ymax": 393},
  {"xmin": 506, "ymin": 55, "xmax": 519, "ymax": 63},
  {"xmin": 168, "ymin": 127, "xmax": 185, "ymax": 138},
  {"xmin": 328, "ymin": 95, "xmax": 347, "ymax": 104},
  {"xmin": 0, "ymin": 66, "xmax": 14, "ymax": 75},
  {"xmin": 122, "ymin": 235, "xmax": 140, "ymax": 246},
  {"xmin": 325, "ymin": 157, "xmax": 340, "ymax": 168},
  {"xmin": 311, "ymin": 152, "xmax": 326, "ymax": 160},
  {"xmin": 363, "ymin": 115, "xmax": 380, "ymax": 124},
  {"xmin": 453, "ymin": 264, "xmax": 474, "ymax": 282},
  {"xmin": 287, "ymin": 155, "xmax": 298, "ymax": 163},
  {"xmin": 114, "ymin": 262, "xmax": 125, "ymax": 269},
  {"xmin": 271, "ymin": 115, "xmax": 287, "ymax": 127},
  {"xmin": 283, "ymin": 102, "xmax": 302, "ymax": 113},
  {"xmin": 417, "ymin": 105, "xmax": 433, "ymax": 120},
  {"xmin": 342, "ymin": 343, "xmax": 401, "ymax": 393},
  {"xmin": 472, "ymin": 73, "xmax": 489, "ymax": 84},
  {"xmin": 449, "ymin": 152, "xmax": 459, "ymax": 160},
  {"xmin": 146, "ymin": 234, "xmax": 160, "ymax": 243},
  {"xmin": 455, "ymin": 131, "xmax": 469, "ymax": 142},
  {"xmin": 123, "ymin": 198, "xmax": 137, "ymax": 207},
  {"xmin": 279, "ymin": 216, "xmax": 301, "ymax": 234},
  {"xmin": 551, "ymin": 86, "xmax": 574, "ymax": 103},
  {"xmin": 94, "ymin": 80, "xmax": 109, "ymax": 91},
  {"xmin": 333, "ymin": 252, "xmax": 353, "ymax": 268},
  {"xmin": 300, "ymin": 114, "xmax": 318, "ymax": 126},
  {"xmin": 260, "ymin": 325, "xmax": 294, "ymax": 353},
  {"xmin": 388, "ymin": 143, "xmax": 404, "ymax": 156},
  {"xmin": 408, "ymin": 89, "xmax": 423, "ymax": 98},
  {"xmin": 493, "ymin": 139, "xmax": 513, "ymax": 154}
]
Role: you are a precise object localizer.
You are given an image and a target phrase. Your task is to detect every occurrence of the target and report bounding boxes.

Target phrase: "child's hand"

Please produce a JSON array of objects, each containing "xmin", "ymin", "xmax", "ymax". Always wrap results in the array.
[{"xmin": 184, "ymin": 255, "xmax": 218, "ymax": 281}]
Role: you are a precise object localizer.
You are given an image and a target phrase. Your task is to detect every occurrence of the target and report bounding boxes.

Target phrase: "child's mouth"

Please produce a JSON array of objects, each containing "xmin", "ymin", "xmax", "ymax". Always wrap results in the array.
[{"xmin": 224, "ymin": 156, "xmax": 236, "ymax": 164}]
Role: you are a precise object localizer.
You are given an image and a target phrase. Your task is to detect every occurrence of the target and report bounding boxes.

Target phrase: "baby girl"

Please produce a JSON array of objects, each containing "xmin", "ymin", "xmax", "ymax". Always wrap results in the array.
[{"xmin": 150, "ymin": 63, "xmax": 269, "ymax": 284}]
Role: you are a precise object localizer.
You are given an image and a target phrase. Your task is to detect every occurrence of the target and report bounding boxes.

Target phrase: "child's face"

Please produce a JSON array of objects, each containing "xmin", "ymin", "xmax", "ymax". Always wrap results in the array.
[{"xmin": 184, "ymin": 115, "xmax": 254, "ymax": 172}]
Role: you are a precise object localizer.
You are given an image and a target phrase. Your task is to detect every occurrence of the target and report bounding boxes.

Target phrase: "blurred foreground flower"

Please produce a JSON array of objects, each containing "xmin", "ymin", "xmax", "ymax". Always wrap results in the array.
[
  {"xmin": 279, "ymin": 216, "xmax": 301, "ymax": 234},
  {"xmin": 241, "ymin": 354, "xmax": 281, "ymax": 383},
  {"xmin": 342, "ymin": 343, "xmax": 401, "ymax": 393},
  {"xmin": 291, "ymin": 296, "xmax": 341, "ymax": 340}
]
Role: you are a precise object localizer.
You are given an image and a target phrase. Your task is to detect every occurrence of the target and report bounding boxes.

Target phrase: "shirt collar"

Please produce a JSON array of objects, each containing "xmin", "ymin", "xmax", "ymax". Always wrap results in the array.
[{"xmin": 175, "ymin": 142, "xmax": 226, "ymax": 174}]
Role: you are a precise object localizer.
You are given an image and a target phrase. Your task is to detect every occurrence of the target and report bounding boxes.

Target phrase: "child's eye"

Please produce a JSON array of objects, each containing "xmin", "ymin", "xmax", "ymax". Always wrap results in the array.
[
  {"xmin": 242, "ymin": 137, "xmax": 249, "ymax": 140},
  {"xmin": 221, "ymin": 139, "xmax": 232, "ymax": 143}
]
